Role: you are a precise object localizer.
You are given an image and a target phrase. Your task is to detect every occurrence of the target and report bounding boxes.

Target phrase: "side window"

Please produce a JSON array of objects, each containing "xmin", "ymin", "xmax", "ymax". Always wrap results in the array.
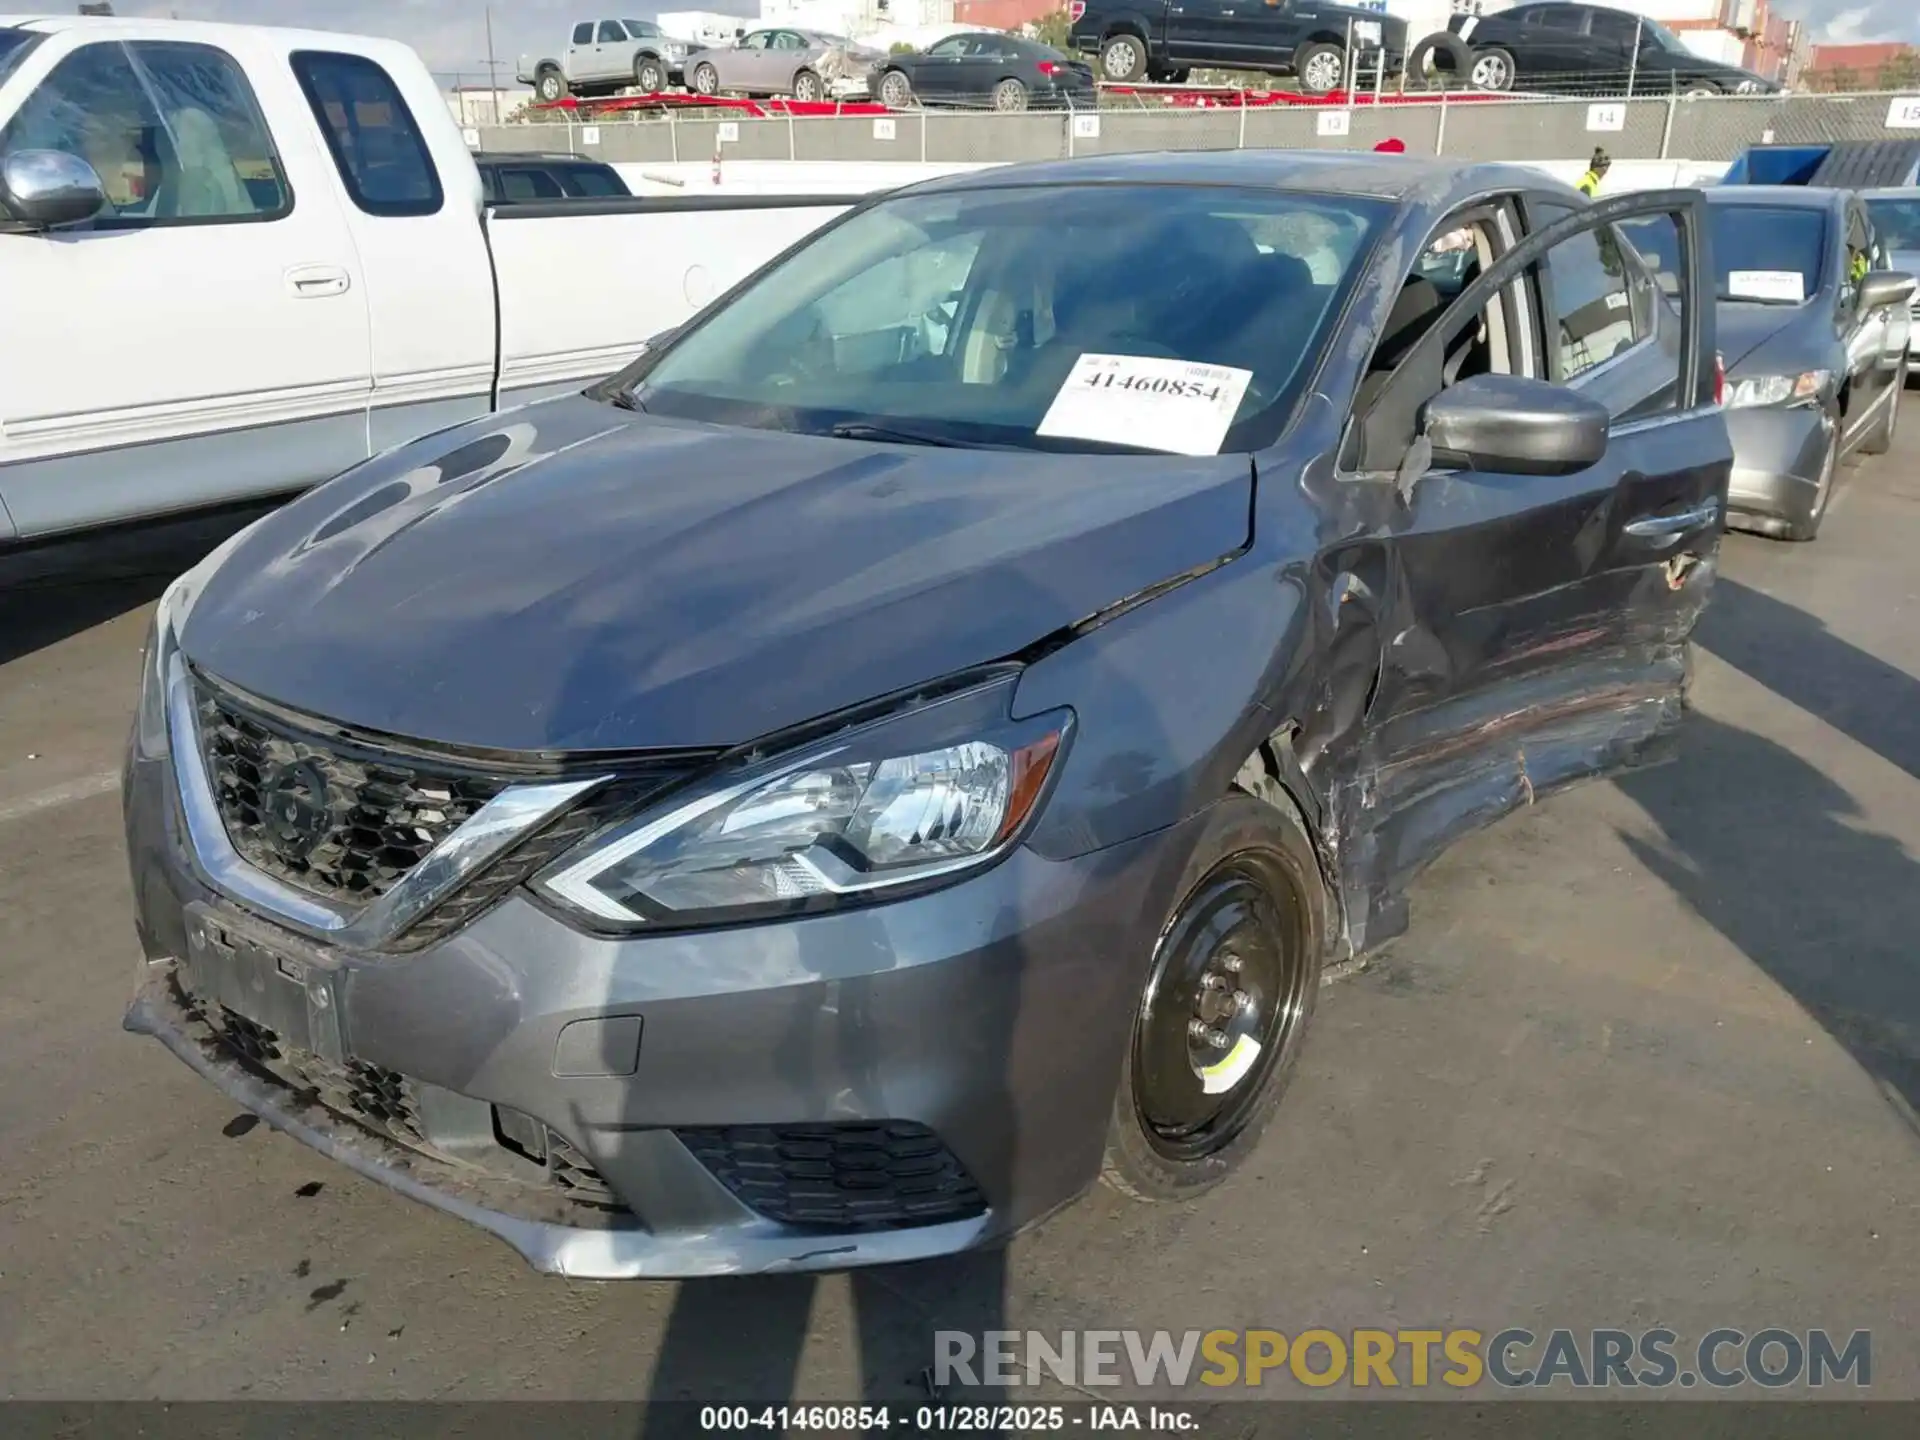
[
  {"xmin": 1844, "ymin": 208, "xmax": 1870, "ymax": 302},
  {"xmin": 498, "ymin": 166, "xmax": 564, "ymax": 201},
  {"xmin": 0, "ymin": 39, "xmax": 290, "ymax": 223},
  {"xmin": 1588, "ymin": 11, "xmax": 1637, "ymax": 46},
  {"xmin": 927, "ymin": 38, "xmax": 965, "ymax": 57},
  {"xmin": 776, "ymin": 32, "xmax": 808, "ymax": 51},
  {"xmin": 1541, "ymin": 222, "xmax": 1636, "ymax": 378},
  {"xmin": 292, "ymin": 51, "xmax": 442, "ymax": 218},
  {"xmin": 571, "ymin": 24, "xmax": 594, "ymax": 45},
  {"xmin": 558, "ymin": 164, "xmax": 624, "ymax": 197},
  {"xmin": 1541, "ymin": 206, "xmax": 1683, "ymax": 418},
  {"xmin": 1535, "ymin": 6, "xmax": 1586, "ymax": 31},
  {"xmin": 597, "ymin": 22, "xmax": 625, "ymax": 44},
  {"xmin": 741, "ymin": 32, "xmax": 771, "ymax": 50}
]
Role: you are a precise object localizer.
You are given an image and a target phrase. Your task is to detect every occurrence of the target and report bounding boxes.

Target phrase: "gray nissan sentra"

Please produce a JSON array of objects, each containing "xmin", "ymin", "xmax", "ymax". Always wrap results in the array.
[{"xmin": 124, "ymin": 152, "xmax": 1732, "ymax": 1277}]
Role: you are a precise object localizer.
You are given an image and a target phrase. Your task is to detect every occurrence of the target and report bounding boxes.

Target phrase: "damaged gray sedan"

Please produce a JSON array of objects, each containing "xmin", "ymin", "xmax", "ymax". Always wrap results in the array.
[{"xmin": 124, "ymin": 152, "xmax": 1731, "ymax": 1278}]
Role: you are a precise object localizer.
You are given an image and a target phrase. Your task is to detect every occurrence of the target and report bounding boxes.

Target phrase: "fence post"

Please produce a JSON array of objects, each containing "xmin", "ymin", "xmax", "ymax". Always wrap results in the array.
[
  {"xmin": 787, "ymin": 112, "xmax": 796, "ymax": 162},
  {"xmin": 1238, "ymin": 97, "xmax": 1247, "ymax": 150},
  {"xmin": 1659, "ymin": 93, "xmax": 1677, "ymax": 159},
  {"xmin": 1435, "ymin": 89, "xmax": 1448, "ymax": 156},
  {"xmin": 920, "ymin": 112, "xmax": 928, "ymax": 163},
  {"xmin": 1067, "ymin": 109, "xmax": 1076, "ymax": 158},
  {"xmin": 669, "ymin": 110, "xmax": 679, "ymax": 162}
]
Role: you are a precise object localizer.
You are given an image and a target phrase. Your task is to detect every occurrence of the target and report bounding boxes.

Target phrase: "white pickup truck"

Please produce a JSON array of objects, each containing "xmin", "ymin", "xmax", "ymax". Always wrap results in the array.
[{"xmin": 0, "ymin": 13, "xmax": 854, "ymax": 542}]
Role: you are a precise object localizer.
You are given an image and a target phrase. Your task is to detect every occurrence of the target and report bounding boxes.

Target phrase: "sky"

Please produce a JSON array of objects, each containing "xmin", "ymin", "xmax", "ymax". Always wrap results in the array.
[{"xmin": 97, "ymin": 0, "xmax": 1920, "ymax": 78}]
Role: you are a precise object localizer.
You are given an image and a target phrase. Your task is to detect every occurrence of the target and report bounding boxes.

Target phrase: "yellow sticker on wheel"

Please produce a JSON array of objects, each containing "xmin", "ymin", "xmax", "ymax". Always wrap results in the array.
[{"xmin": 1199, "ymin": 1033, "xmax": 1262, "ymax": 1095}]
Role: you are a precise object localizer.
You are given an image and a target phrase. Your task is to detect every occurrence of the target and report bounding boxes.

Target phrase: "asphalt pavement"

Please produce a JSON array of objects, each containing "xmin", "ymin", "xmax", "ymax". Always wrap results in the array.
[{"xmin": 2, "ymin": 437, "xmax": 1919, "ymax": 1403}]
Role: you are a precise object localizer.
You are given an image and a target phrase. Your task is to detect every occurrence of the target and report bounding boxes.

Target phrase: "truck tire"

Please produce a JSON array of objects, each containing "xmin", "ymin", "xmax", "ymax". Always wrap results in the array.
[
  {"xmin": 691, "ymin": 62, "xmax": 720, "ymax": 96},
  {"xmin": 1468, "ymin": 46, "xmax": 1516, "ymax": 91},
  {"xmin": 791, "ymin": 68, "xmax": 823, "ymax": 102},
  {"xmin": 1294, "ymin": 41, "xmax": 1346, "ymax": 97},
  {"xmin": 1099, "ymin": 33, "xmax": 1148, "ymax": 83},
  {"xmin": 1405, "ymin": 31, "xmax": 1473, "ymax": 88},
  {"xmin": 1100, "ymin": 784, "xmax": 1331, "ymax": 1203},
  {"xmin": 634, "ymin": 54, "xmax": 665, "ymax": 94},
  {"xmin": 1147, "ymin": 66, "xmax": 1191, "ymax": 84},
  {"xmin": 535, "ymin": 66, "xmax": 568, "ymax": 103}
]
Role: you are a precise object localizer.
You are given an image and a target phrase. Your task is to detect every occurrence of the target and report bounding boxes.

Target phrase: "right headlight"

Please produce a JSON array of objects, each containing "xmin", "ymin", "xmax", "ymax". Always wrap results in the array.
[
  {"xmin": 1726, "ymin": 370, "xmax": 1831, "ymax": 410},
  {"xmin": 533, "ymin": 681, "xmax": 1072, "ymax": 932}
]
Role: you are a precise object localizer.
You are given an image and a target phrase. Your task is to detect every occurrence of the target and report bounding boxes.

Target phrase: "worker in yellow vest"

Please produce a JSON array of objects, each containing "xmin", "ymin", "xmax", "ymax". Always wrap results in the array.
[{"xmin": 1576, "ymin": 147, "xmax": 1611, "ymax": 198}]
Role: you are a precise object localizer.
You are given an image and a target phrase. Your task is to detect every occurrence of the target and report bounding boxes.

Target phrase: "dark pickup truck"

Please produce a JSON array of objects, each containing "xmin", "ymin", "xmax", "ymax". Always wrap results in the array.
[{"xmin": 1069, "ymin": 0, "xmax": 1408, "ymax": 95}]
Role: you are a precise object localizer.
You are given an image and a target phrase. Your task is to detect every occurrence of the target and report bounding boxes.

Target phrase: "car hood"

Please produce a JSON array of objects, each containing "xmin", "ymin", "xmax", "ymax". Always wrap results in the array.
[
  {"xmin": 1718, "ymin": 301, "xmax": 1821, "ymax": 372},
  {"xmin": 181, "ymin": 396, "xmax": 1253, "ymax": 754}
]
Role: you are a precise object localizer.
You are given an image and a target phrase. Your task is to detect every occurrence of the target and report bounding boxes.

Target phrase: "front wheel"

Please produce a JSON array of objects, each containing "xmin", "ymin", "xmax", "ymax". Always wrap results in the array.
[
  {"xmin": 1100, "ymin": 34, "xmax": 1148, "ymax": 83},
  {"xmin": 1101, "ymin": 785, "xmax": 1331, "ymax": 1202},
  {"xmin": 1294, "ymin": 41, "xmax": 1346, "ymax": 97},
  {"xmin": 690, "ymin": 62, "xmax": 720, "ymax": 96},
  {"xmin": 993, "ymin": 77, "xmax": 1029, "ymax": 112},
  {"xmin": 1862, "ymin": 363, "xmax": 1904, "ymax": 455},
  {"xmin": 1787, "ymin": 411, "xmax": 1842, "ymax": 542},
  {"xmin": 635, "ymin": 56, "xmax": 665, "ymax": 93},
  {"xmin": 878, "ymin": 69, "xmax": 914, "ymax": 109},
  {"xmin": 1469, "ymin": 47, "xmax": 1515, "ymax": 91},
  {"xmin": 791, "ymin": 68, "xmax": 822, "ymax": 103},
  {"xmin": 1683, "ymin": 81, "xmax": 1722, "ymax": 97}
]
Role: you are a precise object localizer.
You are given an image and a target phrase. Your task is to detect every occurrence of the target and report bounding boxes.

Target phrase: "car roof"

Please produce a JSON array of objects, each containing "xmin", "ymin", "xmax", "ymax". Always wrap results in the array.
[
  {"xmin": 906, "ymin": 148, "xmax": 1561, "ymax": 205},
  {"xmin": 1707, "ymin": 185, "xmax": 1847, "ymax": 211}
]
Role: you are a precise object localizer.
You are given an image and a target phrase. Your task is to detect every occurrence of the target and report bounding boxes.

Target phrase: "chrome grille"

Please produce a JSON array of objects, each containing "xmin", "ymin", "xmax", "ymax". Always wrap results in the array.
[{"xmin": 192, "ymin": 677, "xmax": 506, "ymax": 906}]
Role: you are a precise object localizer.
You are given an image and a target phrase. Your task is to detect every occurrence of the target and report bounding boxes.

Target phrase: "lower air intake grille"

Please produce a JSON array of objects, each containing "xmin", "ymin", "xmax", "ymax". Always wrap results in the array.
[
  {"xmin": 676, "ymin": 1121, "xmax": 986, "ymax": 1231},
  {"xmin": 213, "ymin": 1005, "xmax": 428, "ymax": 1149}
]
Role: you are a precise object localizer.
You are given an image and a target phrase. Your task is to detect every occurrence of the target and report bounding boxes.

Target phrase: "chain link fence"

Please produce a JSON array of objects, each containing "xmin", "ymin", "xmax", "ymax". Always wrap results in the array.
[{"xmin": 476, "ymin": 91, "xmax": 1920, "ymax": 169}]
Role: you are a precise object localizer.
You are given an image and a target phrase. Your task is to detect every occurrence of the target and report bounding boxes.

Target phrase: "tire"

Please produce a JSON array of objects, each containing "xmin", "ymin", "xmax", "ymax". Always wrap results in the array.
[
  {"xmin": 1099, "ymin": 33, "xmax": 1148, "ymax": 83},
  {"xmin": 690, "ymin": 62, "xmax": 720, "ymax": 97},
  {"xmin": 1405, "ymin": 31, "xmax": 1473, "ymax": 88},
  {"xmin": 1468, "ymin": 46, "xmax": 1516, "ymax": 92},
  {"xmin": 1147, "ymin": 66, "xmax": 1191, "ymax": 84},
  {"xmin": 535, "ymin": 68, "xmax": 567, "ymax": 103},
  {"xmin": 1683, "ymin": 81, "xmax": 1721, "ymax": 97},
  {"xmin": 791, "ymin": 68, "xmax": 822, "ymax": 103},
  {"xmin": 1787, "ymin": 410, "xmax": 1842, "ymax": 541},
  {"xmin": 878, "ymin": 68, "xmax": 914, "ymax": 109},
  {"xmin": 1100, "ymin": 777, "xmax": 1332, "ymax": 1203},
  {"xmin": 1861, "ymin": 362, "xmax": 1904, "ymax": 455},
  {"xmin": 993, "ymin": 76, "xmax": 1029, "ymax": 112},
  {"xmin": 1294, "ymin": 41, "xmax": 1346, "ymax": 97}
]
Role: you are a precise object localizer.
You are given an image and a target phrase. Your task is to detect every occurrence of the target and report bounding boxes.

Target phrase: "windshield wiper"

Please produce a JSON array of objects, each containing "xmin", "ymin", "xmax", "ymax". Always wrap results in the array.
[
  {"xmin": 828, "ymin": 421, "xmax": 983, "ymax": 448},
  {"xmin": 605, "ymin": 386, "xmax": 647, "ymax": 412}
]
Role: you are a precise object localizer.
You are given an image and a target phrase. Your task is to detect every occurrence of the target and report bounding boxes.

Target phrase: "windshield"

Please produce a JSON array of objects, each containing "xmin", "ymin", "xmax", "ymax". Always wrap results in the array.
[
  {"xmin": 625, "ymin": 20, "xmax": 660, "ymax": 37},
  {"xmin": 0, "ymin": 27, "xmax": 41, "ymax": 86},
  {"xmin": 1866, "ymin": 196, "xmax": 1920, "ymax": 250},
  {"xmin": 1710, "ymin": 205, "xmax": 1826, "ymax": 303},
  {"xmin": 619, "ymin": 184, "xmax": 1388, "ymax": 454}
]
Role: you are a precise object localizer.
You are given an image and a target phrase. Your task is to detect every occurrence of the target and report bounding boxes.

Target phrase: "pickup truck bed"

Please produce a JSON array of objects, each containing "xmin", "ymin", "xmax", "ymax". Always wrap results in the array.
[{"xmin": 0, "ymin": 13, "xmax": 852, "ymax": 541}]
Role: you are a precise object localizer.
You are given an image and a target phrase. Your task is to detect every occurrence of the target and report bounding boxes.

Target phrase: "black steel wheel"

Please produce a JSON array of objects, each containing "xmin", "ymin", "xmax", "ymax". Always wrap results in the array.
[{"xmin": 1102, "ymin": 782, "xmax": 1330, "ymax": 1200}]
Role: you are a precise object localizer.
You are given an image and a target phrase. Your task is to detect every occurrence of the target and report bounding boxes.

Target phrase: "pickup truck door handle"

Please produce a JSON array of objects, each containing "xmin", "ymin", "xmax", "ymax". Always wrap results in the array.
[
  {"xmin": 285, "ymin": 264, "xmax": 351, "ymax": 298},
  {"xmin": 1623, "ymin": 498, "xmax": 1721, "ymax": 544}
]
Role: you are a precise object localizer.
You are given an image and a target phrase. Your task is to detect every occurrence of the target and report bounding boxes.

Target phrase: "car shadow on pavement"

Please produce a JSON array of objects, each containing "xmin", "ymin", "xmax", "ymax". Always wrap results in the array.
[
  {"xmin": 1616, "ymin": 713, "xmax": 1920, "ymax": 1123},
  {"xmin": 0, "ymin": 503, "xmax": 275, "ymax": 668},
  {"xmin": 1694, "ymin": 577, "xmax": 1920, "ymax": 782}
]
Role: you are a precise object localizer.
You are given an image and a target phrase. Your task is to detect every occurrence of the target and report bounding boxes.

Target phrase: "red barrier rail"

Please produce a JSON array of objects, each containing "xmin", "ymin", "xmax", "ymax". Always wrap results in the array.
[{"xmin": 530, "ymin": 93, "xmax": 890, "ymax": 119}]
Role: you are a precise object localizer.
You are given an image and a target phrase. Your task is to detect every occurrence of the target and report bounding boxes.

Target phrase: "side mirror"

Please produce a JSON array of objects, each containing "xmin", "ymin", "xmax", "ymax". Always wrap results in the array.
[
  {"xmin": 0, "ymin": 149, "xmax": 107, "ymax": 230},
  {"xmin": 1858, "ymin": 269, "xmax": 1917, "ymax": 311},
  {"xmin": 1422, "ymin": 374, "xmax": 1609, "ymax": 477}
]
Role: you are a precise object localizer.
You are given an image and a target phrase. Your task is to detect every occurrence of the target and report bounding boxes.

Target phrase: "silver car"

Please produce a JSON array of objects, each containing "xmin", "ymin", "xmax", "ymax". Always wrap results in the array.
[
  {"xmin": 684, "ymin": 27, "xmax": 882, "ymax": 103},
  {"xmin": 1862, "ymin": 187, "xmax": 1920, "ymax": 360},
  {"xmin": 1630, "ymin": 186, "xmax": 1913, "ymax": 541}
]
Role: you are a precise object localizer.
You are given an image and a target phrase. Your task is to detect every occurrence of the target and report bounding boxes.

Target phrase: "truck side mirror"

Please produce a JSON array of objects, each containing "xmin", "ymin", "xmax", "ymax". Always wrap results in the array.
[{"xmin": 0, "ymin": 150, "xmax": 107, "ymax": 231}]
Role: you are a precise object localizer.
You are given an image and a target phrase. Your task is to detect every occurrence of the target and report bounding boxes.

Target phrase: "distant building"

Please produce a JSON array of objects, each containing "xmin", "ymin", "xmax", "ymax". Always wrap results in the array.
[
  {"xmin": 445, "ymin": 84, "xmax": 531, "ymax": 127},
  {"xmin": 1803, "ymin": 42, "xmax": 1918, "ymax": 91}
]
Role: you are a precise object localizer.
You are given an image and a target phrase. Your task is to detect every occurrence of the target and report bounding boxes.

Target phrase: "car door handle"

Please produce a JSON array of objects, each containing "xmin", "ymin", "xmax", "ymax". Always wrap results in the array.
[
  {"xmin": 286, "ymin": 264, "xmax": 350, "ymax": 298},
  {"xmin": 1623, "ymin": 499, "xmax": 1721, "ymax": 543}
]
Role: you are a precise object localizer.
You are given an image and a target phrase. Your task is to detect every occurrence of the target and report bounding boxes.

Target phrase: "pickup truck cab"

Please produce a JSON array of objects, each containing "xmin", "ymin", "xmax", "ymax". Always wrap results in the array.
[
  {"xmin": 0, "ymin": 14, "xmax": 852, "ymax": 542},
  {"xmin": 517, "ymin": 18, "xmax": 690, "ymax": 103},
  {"xmin": 1069, "ymin": 0, "xmax": 1407, "ymax": 95}
]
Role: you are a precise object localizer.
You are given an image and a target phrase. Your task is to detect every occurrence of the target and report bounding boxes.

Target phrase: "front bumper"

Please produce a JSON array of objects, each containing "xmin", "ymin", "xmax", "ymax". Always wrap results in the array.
[
  {"xmin": 123, "ymin": 746, "xmax": 1190, "ymax": 1278},
  {"xmin": 1723, "ymin": 402, "xmax": 1832, "ymax": 538}
]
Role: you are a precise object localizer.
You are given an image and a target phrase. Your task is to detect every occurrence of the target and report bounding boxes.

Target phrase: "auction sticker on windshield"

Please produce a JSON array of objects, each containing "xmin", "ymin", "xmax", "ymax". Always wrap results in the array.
[
  {"xmin": 1727, "ymin": 270, "xmax": 1805, "ymax": 303},
  {"xmin": 1038, "ymin": 354, "xmax": 1254, "ymax": 455}
]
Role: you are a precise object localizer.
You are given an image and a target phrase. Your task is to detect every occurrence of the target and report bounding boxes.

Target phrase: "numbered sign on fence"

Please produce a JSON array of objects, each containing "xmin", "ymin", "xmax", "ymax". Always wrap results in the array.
[
  {"xmin": 1887, "ymin": 96, "xmax": 1920, "ymax": 129},
  {"xmin": 580, "ymin": 126, "xmax": 601, "ymax": 146},
  {"xmin": 1586, "ymin": 104, "xmax": 1626, "ymax": 133},
  {"xmin": 1316, "ymin": 110, "xmax": 1350, "ymax": 138},
  {"xmin": 873, "ymin": 117, "xmax": 896, "ymax": 141},
  {"xmin": 717, "ymin": 121, "xmax": 739, "ymax": 143},
  {"xmin": 1072, "ymin": 112, "xmax": 1101, "ymax": 140},
  {"xmin": 461, "ymin": 127, "xmax": 479, "ymax": 148}
]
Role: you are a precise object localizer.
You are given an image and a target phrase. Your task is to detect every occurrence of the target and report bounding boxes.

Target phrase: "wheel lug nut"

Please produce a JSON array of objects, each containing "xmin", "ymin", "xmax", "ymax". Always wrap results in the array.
[
  {"xmin": 1200, "ymin": 974, "xmax": 1225, "ymax": 991},
  {"xmin": 1234, "ymin": 990, "xmax": 1251, "ymax": 1009},
  {"xmin": 1221, "ymin": 955, "xmax": 1243, "ymax": 973},
  {"xmin": 1188, "ymin": 1019, "xmax": 1209, "ymax": 1038},
  {"xmin": 1206, "ymin": 1028, "xmax": 1230, "ymax": 1048}
]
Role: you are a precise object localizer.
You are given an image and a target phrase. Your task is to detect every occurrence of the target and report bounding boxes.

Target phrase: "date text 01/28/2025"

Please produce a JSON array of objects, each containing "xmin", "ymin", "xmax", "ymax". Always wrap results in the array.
[{"xmin": 698, "ymin": 1405, "xmax": 1201, "ymax": 1431}]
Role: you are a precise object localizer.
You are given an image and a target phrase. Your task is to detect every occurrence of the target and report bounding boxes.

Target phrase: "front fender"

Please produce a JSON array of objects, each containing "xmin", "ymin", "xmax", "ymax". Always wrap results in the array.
[{"xmin": 1011, "ymin": 555, "xmax": 1311, "ymax": 862}]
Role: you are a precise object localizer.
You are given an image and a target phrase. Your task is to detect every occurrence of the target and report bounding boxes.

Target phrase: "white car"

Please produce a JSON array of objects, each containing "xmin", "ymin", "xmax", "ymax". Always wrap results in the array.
[{"xmin": 684, "ymin": 27, "xmax": 884, "ymax": 103}]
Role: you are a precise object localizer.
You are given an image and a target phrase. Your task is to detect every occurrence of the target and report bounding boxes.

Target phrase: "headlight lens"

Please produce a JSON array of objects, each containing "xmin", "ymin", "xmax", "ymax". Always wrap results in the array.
[
  {"xmin": 1726, "ymin": 370, "xmax": 1830, "ymax": 409},
  {"xmin": 535, "ymin": 691, "xmax": 1069, "ymax": 929}
]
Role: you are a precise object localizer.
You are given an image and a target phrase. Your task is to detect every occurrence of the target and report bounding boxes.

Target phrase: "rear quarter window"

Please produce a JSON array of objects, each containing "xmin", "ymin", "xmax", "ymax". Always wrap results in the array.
[{"xmin": 291, "ymin": 50, "xmax": 443, "ymax": 218}]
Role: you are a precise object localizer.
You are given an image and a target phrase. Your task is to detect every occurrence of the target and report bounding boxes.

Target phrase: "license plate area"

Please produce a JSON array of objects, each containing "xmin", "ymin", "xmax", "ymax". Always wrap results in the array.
[{"xmin": 182, "ymin": 900, "xmax": 346, "ymax": 1063}]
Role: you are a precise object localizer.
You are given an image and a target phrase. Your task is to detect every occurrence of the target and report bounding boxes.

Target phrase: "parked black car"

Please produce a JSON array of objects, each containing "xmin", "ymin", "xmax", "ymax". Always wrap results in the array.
[
  {"xmin": 1070, "ymin": 0, "xmax": 1409, "ymax": 95},
  {"xmin": 473, "ymin": 151, "xmax": 630, "ymax": 203},
  {"xmin": 1449, "ymin": 2, "xmax": 1776, "ymax": 95},
  {"xmin": 126, "ymin": 151, "xmax": 1730, "ymax": 1277},
  {"xmin": 874, "ymin": 31, "xmax": 1095, "ymax": 111}
]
